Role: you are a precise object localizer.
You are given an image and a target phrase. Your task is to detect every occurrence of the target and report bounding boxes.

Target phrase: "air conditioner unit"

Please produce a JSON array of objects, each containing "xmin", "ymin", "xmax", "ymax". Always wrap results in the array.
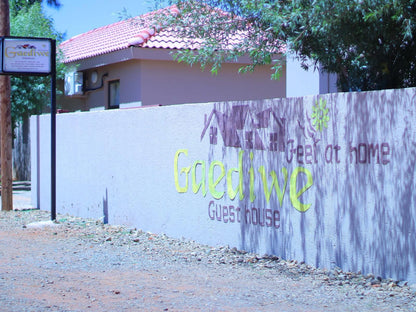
[{"xmin": 64, "ymin": 71, "xmax": 84, "ymax": 96}]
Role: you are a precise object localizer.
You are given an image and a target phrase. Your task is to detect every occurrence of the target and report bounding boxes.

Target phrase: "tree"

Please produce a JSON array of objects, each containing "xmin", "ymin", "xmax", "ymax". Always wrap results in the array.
[
  {"xmin": 0, "ymin": 0, "xmax": 61, "ymax": 205},
  {"xmin": 9, "ymin": 2, "xmax": 65, "ymax": 128},
  {"xmin": 1, "ymin": 0, "xmax": 13, "ymax": 211},
  {"xmin": 10, "ymin": 0, "xmax": 60, "ymax": 17},
  {"xmin": 148, "ymin": 0, "xmax": 416, "ymax": 92}
]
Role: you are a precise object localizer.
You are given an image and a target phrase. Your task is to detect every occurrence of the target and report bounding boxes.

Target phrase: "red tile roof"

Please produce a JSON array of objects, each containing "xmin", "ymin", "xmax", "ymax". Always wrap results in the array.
[
  {"xmin": 60, "ymin": 5, "xmax": 283, "ymax": 64},
  {"xmin": 59, "ymin": 6, "xmax": 208, "ymax": 63}
]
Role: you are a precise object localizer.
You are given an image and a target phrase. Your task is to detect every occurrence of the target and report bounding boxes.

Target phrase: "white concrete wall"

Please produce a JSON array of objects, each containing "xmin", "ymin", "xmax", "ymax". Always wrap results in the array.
[{"xmin": 32, "ymin": 88, "xmax": 416, "ymax": 283}]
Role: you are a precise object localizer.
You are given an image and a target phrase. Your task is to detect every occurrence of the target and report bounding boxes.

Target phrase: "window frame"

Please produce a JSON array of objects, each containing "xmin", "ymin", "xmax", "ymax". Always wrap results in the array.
[{"xmin": 108, "ymin": 79, "xmax": 120, "ymax": 109}]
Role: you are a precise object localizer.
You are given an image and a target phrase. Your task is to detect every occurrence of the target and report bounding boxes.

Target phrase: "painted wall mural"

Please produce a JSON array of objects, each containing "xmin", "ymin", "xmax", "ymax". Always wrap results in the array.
[
  {"xmin": 31, "ymin": 87, "xmax": 416, "ymax": 283},
  {"xmin": 174, "ymin": 97, "xmax": 391, "ymax": 229}
]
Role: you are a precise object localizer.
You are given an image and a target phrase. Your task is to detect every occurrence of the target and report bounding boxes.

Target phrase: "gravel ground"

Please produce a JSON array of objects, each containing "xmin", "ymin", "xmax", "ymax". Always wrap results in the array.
[{"xmin": 0, "ymin": 209, "xmax": 415, "ymax": 312}]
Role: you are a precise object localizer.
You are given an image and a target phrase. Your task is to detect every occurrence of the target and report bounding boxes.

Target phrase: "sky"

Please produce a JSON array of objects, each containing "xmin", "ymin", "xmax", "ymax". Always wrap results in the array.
[{"xmin": 42, "ymin": 0, "xmax": 160, "ymax": 41}]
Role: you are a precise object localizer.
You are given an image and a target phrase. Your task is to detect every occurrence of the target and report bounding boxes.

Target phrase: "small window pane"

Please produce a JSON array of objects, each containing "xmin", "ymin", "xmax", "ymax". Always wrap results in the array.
[{"xmin": 109, "ymin": 80, "xmax": 120, "ymax": 109}]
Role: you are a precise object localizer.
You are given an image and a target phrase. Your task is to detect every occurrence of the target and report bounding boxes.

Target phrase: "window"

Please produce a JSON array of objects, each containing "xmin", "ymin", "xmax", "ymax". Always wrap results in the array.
[
  {"xmin": 245, "ymin": 131, "xmax": 253, "ymax": 149},
  {"xmin": 269, "ymin": 132, "xmax": 278, "ymax": 151},
  {"xmin": 209, "ymin": 126, "xmax": 218, "ymax": 145},
  {"xmin": 108, "ymin": 80, "xmax": 120, "ymax": 109}
]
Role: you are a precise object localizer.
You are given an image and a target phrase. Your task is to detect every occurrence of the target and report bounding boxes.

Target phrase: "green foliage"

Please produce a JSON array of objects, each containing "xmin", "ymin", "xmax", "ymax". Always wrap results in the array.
[
  {"xmin": 10, "ymin": 0, "xmax": 61, "ymax": 17},
  {"xmin": 285, "ymin": 0, "xmax": 416, "ymax": 91},
  {"xmin": 150, "ymin": 0, "xmax": 416, "ymax": 91},
  {"xmin": 9, "ymin": 2, "xmax": 65, "ymax": 127}
]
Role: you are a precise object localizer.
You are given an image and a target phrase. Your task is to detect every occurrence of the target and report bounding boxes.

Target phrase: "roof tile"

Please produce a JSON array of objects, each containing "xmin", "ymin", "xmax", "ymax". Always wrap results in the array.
[
  {"xmin": 59, "ymin": 6, "xmax": 282, "ymax": 64},
  {"xmin": 60, "ymin": 6, "xmax": 203, "ymax": 63}
]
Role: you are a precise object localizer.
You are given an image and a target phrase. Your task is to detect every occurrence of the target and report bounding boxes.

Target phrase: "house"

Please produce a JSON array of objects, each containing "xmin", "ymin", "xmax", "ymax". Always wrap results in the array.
[
  {"xmin": 59, "ymin": 6, "xmax": 337, "ymax": 112},
  {"xmin": 200, "ymin": 105, "xmax": 286, "ymax": 152}
]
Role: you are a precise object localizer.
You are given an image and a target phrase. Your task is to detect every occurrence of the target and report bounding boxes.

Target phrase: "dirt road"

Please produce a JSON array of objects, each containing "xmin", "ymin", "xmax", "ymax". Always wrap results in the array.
[{"xmin": 0, "ymin": 210, "xmax": 415, "ymax": 311}]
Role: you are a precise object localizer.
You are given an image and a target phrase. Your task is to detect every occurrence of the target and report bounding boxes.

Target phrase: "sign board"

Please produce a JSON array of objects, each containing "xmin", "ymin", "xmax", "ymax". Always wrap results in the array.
[
  {"xmin": 0, "ymin": 37, "xmax": 52, "ymax": 75},
  {"xmin": 0, "ymin": 36, "xmax": 57, "ymax": 221}
]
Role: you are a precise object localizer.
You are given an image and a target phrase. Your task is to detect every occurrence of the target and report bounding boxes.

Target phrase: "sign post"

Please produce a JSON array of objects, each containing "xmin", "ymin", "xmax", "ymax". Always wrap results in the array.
[
  {"xmin": 50, "ymin": 40, "xmax": 56, "ymax": 221},
  {"xmin": 0, "ymin": 36, "xmax": 56, "ymax": 220}
]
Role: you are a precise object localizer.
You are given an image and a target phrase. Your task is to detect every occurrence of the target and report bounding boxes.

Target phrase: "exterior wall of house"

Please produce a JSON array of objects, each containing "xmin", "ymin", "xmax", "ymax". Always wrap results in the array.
[
  {"xmin": 140, "ymin": 60, "xmax": 286, "ymax": 106},
  {"xmin": 60, "ymin": 48, "xmax": 336, "ymax": 112},
  {"xmin": 319, "ymin": 71, "xmax": 338, "ymax": 94},
  {"xmin": 82, "ymin": 61, "xmax": 143, "ymax": 110},
  {"xmin": 31, "ymin": 88, "xmax": 416, "ymax": 283},
  {"xmin": 62, "ymin": 57, "xmax": 286, "ymax": 111},
  {"xmin": 286, "ymin": 54, "xmax": 338, "ymax": 97},
  {"xmin": 286, "ymin": 54, "xmax": 319, "ymax": 97},
  {"xmin": 58, "ymin": 95, "xmax": 87, "ymax": 112},
  {"xmin": 57, "ymin": 80, "xmax": 87, "ymax": 112}
]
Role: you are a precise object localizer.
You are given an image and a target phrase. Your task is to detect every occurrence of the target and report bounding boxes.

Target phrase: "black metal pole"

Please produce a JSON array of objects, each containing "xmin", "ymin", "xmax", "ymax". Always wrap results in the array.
[{"xmin": 51, "ymin": 39, "xmax": 56, "ymax": 221}]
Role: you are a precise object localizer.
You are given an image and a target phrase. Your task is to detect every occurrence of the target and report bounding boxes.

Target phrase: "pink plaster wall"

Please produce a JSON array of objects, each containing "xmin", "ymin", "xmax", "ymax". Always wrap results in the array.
[
  {"xmin": 140, "ymin": 60, "xmax": 286, "ymax": 106},
  {"xmin": 61, "ymin": 56, "xmax": 286, "ymax": 111},
  {"xmin": 83, "ymin": 61, "xmax": 142, "ymax": 110}
]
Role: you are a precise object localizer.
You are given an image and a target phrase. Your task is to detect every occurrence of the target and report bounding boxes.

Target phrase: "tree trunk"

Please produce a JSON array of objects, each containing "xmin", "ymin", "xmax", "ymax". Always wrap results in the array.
[{"xmin": 0, "ymin": 0, "xmax": 13, "ymax": 211}]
